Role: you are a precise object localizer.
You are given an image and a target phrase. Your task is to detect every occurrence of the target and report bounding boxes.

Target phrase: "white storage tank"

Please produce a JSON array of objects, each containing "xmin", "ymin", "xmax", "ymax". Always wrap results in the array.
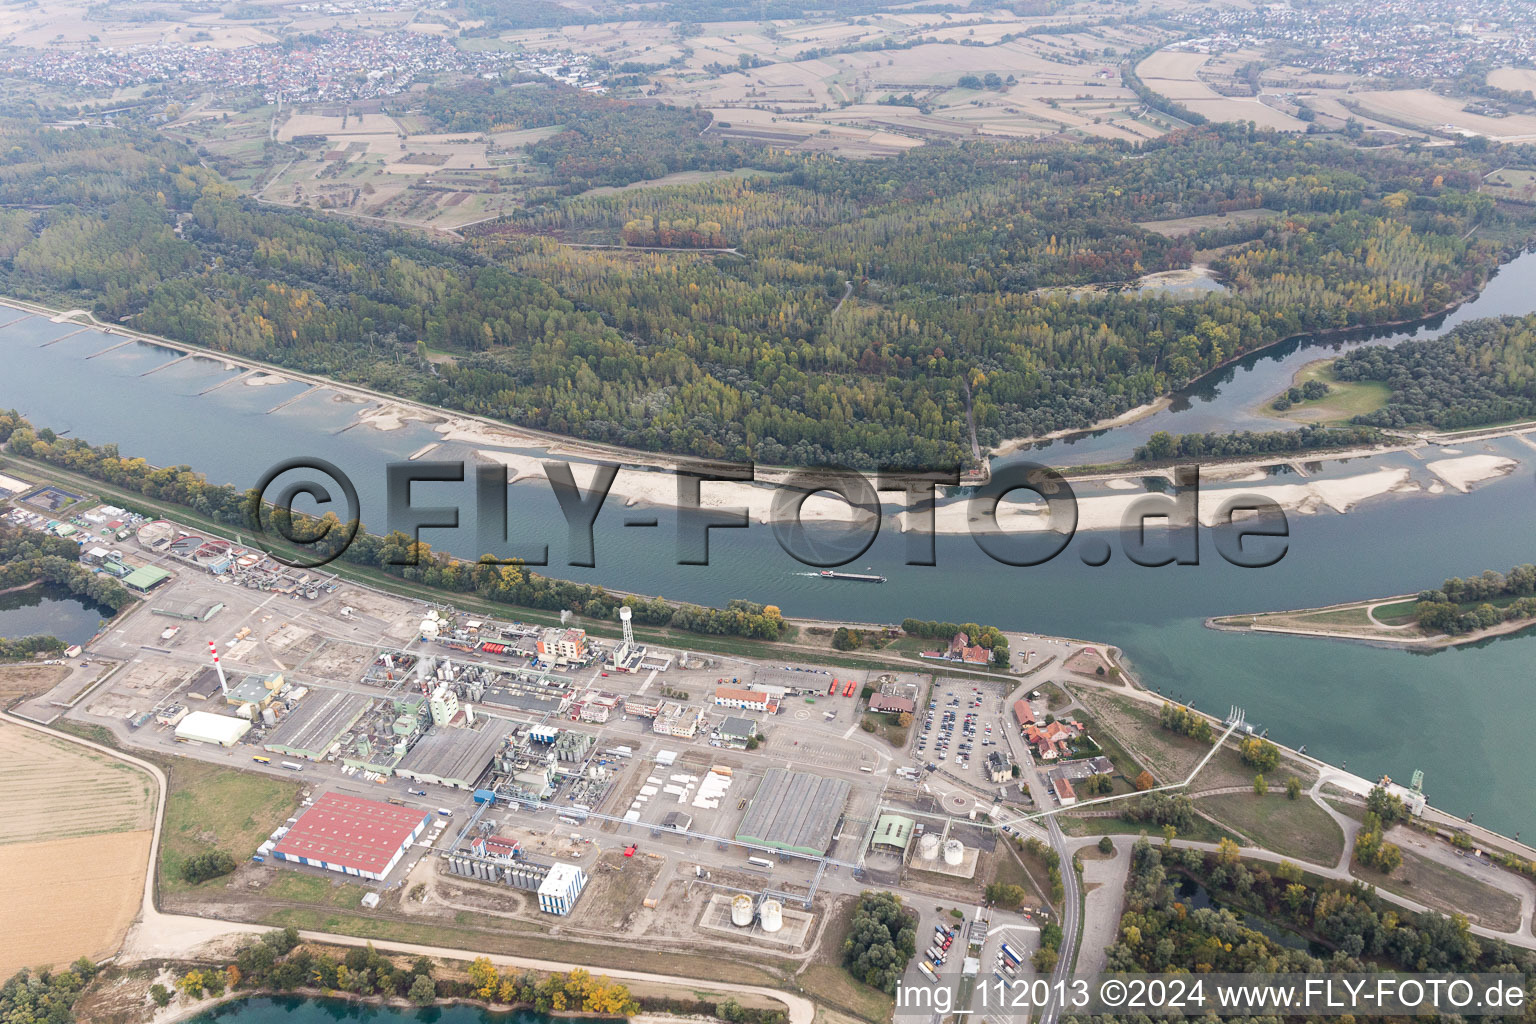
[
  {"xmin": 918, "ymin": 833, "xmax": 941, "ymax": 861},
  {"xmin": 731, "ymin": 894, "xmax": 754, "ymax": 927},
  {"xmin": 759, "ymin": 899, "xmax": 783, "ymax": 933},
  {"xmin": 943, "ymin": 838, "xmax": 964, "ymax": 865}
]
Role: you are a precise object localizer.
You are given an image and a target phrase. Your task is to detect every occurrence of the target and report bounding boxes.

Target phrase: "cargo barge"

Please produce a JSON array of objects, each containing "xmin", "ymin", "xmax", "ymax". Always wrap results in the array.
[{"xmin": 819, "ymin": 569, "xmax": 886, "ymax": 583}]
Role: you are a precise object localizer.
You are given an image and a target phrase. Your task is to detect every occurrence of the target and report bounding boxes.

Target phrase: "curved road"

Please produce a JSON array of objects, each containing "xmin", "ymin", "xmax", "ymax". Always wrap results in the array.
[{"xmin": 1, "ymin": 711, "xmax": 814, "ymax": 1024}]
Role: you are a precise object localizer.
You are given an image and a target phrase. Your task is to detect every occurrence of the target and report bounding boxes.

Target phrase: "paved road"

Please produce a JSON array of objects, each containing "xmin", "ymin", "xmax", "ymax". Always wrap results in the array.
[{"xmin": 1, "ymin": 710, "xmax": 815, "ymax": 1024}]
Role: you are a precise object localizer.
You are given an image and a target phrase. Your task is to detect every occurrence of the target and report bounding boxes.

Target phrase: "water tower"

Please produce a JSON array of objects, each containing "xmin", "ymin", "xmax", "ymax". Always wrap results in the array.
[{"xmin": 620, "ymin": 605, "xmax": 634, "ymax": 649}]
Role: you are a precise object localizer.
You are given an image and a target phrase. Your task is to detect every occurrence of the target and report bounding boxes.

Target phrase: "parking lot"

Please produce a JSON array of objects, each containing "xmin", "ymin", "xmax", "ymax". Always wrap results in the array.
[{"xmin": 913, "ymin": 678, "xmax": 1013, "ymax": 788}]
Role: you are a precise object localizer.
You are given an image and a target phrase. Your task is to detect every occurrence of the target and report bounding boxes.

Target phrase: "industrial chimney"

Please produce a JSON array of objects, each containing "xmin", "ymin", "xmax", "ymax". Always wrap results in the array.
[{"xmin": 208, "ymin": 640, "xmax": 228, "ymax": 695}]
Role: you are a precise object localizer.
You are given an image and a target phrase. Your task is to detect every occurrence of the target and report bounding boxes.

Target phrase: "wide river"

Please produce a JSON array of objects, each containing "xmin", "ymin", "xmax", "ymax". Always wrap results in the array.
[{"xmin": 3, "ymin": 252, "xmax": 1534, "ymax": 836}]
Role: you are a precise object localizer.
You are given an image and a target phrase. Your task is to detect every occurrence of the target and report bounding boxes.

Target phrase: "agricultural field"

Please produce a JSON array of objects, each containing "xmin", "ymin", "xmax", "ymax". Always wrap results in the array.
[
  {"xmin": 0, "ymin": 721, "xmax": 155, "ymax": 977},
  {"xmin": 0, "ymin": 831, "xmax": 152, "ymax": 977},
  {"xmin": 0, "ymin": 721, "xmax": 155, "ymax": 842},
  {"xmin": 1348, "ymin": 89, "xmax": 1536, "ymax": 142},
  {"xmin": 494, "ymin": 14, "xmax": 1176, "ymax": 150},
  {"xmin": 1136, "ymin": 207, "xmax": 1282, "ymax": 238},
  {"xmin": 1135, "ymin": 47, "xmax": 1309, "ymax": 131},
  {"xmin": 1487, "ymin": 67, "xmax": 1536, "ymax": 96}
]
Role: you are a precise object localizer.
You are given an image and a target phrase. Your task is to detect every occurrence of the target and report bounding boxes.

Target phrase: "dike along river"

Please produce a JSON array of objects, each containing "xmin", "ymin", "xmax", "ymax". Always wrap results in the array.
[
  {"xmin": 2, "ymin": 251, "xmax": 1535, "ymax": 837},
  {"xmin": 190, "ymin": 995, "xmax": 576, "ymax": 1024}
]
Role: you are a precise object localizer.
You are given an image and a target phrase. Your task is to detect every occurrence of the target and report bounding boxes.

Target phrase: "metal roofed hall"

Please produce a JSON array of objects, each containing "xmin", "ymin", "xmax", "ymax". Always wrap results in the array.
[
  {"xmin": 263, "ymin": 688, "xmax": 372, "ymax": 760},
  {"xmin": 272, "ymin": 792, "xmax": 430, "ymax": 881},
  {"xmin": 395, "ymin": 724, "xmax": 508, "ymax": 790},
  {"xmin": 734, "ymin": 767, "xmax": 850, "ymax": 857}
]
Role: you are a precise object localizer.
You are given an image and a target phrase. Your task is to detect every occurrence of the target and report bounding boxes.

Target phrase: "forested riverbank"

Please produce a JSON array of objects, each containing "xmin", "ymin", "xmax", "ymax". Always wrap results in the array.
[{"xmin": 0, "ymin": 113, "xmax": 1527, "ymax": 468}]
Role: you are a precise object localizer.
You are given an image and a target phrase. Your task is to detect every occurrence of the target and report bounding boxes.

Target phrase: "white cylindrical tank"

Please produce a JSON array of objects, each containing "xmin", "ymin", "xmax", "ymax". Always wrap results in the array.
[
  {"xmin": 619, "ymin": 606, "xmax": 632, "ymax": 622},
  {"xmin": 759, "ymin": 899, "xmax": 783, "ymax": 933},
  {"xmin": 261, "ymin": 706, "xmax": 277, "ymax": 727},
  {"xmin": 943, "ymin": 838, "xmax": 964, "ymax": 865},
  {"xmin": 731, "ymin": 894, "xmax": 754, "ymax": 927},
  {"xmin": 918, "ymin": 833, "xmax": 941, "ymax": 861}
]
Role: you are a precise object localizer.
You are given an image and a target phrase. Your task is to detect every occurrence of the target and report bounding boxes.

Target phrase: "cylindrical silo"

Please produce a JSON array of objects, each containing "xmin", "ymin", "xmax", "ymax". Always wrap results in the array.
[
  {"xmin": 731, "ymin": 894, "xmax": 754, "ymax": 927},
  {"xmin": 918, "ymin": 833, "xmax": 940, "ymax": 861},
  {"xmin": 943, "ymin": 838, "xmax": 964, "ymax": 865},
  {"xmin": 759, "ymin": 899, "xmax": 783, "ymax": 933}
]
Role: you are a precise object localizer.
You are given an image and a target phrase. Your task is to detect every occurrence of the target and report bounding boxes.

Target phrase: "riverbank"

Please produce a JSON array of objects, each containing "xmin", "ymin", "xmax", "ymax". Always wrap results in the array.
[{"xmin": 1208, "ymin": 596, "xmax": 1536, "ymax": 649}]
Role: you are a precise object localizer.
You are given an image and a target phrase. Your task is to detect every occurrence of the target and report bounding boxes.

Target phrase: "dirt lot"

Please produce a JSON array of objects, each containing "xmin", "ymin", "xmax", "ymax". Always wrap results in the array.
[
  {"xmin": 0, "ymin": 721, "xmax": 155, "ymax": 843},
  {"xmin": 0, "ymin": 829, "xmax": 151, "ymax": 977},
  {"xmin": 0, "ymin": 661, "xmax": 68, "ymax": 702}
]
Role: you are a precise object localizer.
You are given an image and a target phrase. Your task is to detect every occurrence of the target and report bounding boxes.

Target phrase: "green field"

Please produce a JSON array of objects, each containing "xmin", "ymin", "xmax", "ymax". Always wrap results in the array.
[
  {"xmin": 1265, "ymin": 360, "xmax": 1392, "ymax": 425},
  {"xmin": 160, "ymin": 760, "xmax": 302, "ymax": 894},
  {"xmin": 1197, "ymin": 792, "xmax": 1345, "ymax": 865}
]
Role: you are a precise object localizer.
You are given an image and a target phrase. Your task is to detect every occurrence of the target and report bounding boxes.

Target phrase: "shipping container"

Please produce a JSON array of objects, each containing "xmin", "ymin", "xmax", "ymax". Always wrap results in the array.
[{"xmin": 917, "ymin": 962, "xmax": 939, "ymax": 984}]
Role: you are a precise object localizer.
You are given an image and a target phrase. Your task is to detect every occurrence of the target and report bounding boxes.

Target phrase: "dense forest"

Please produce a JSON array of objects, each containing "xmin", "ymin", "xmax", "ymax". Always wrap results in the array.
[
  {"xmin": 0, "ymin": 108, "xmax": 1526, "ymax": 469},
  {"xmin": 1334, "ymin": 313, "xmax": 1536, "ymax": 430},
  {"xmin": 1096, "ymin": 837, "xmax": 1536, "ymax": 986}
]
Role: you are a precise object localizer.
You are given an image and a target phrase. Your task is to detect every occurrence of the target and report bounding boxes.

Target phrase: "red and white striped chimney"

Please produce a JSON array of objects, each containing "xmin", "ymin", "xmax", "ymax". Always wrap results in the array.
[{"xmin": 209, "ymin": 640, "xmax": 228, "ymax": 695}]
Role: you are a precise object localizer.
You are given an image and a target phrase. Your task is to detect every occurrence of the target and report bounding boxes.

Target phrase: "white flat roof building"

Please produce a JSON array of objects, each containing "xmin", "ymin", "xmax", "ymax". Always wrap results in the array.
[{"xmin": 175, "ymin": 710, "xmax": 252, "ymax": 747}]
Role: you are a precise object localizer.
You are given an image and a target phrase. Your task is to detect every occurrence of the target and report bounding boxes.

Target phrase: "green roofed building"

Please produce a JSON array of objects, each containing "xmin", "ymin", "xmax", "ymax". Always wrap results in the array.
[
  {"xmin": 122, "ymin": 565, "xmax": 171, "ymax": 593},
  {"xmin": 735, "ymin": 767, "xmax": 849, "ymax": 857},
  {"xmin": 872, "ymin": 813, "xmax": 915, "ymax": 853}
]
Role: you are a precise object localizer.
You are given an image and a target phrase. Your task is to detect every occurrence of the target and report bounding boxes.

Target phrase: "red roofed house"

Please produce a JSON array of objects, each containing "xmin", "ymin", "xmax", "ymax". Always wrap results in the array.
[
  {"xmin": 1024, "ymin": 721, "xmax": 1080, "ymax": 761},
  {"xmin": 272, "ymin": 793, "xmax": 431, "ymax": 881},
  {"xmin": 714, "ymin": 686, "xmax": 779, "ymax": 714},
  {"xmin": 1012, "ymin": 699, "xmax": 1036, "ymax": 730},
  {"xmin": 961, "ymin": 644, "xmax": 992, "ymax": 665},
  {"xmin": 869, "ymin": 693, "xmax": 916, "ymax": 715},
  {"xmin": 1053, "ymin": 776, "xmax": 1077, "ymax": 806},
  {"xmin": 948, "ymin": 632, "xmax": 969, "ymax": 655}
]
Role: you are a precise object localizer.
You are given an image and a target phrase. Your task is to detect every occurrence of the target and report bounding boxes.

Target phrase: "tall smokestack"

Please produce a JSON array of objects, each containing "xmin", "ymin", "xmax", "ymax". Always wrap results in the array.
[{"xmin": 209, "ymin": 640, "xmax": 228, "ymax": 695}]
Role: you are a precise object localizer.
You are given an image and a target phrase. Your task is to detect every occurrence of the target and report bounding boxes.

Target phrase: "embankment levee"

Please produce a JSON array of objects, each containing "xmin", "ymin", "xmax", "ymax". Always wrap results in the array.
[
  {"xmin": 1206, "ymin": 601, "xmax": 1536, "ymax": 649},
  {"xmin": 1095, "ymin": 646, "xmax": 1536, "ymax": 871}
]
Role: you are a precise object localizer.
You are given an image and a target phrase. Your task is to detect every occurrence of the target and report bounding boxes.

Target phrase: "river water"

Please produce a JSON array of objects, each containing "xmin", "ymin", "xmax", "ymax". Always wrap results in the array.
[
  {"xmin": 2, "ymin": 253, "xmax": 1534, "ymax": 835},
  {"xmin": 189, "ymin": 995, "xmax": 570, "ymax": 1024}
]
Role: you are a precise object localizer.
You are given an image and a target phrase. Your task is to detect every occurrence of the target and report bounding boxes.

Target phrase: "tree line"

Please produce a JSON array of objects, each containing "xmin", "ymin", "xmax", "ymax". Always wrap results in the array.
[{"xmin": 1413, "ymin": 562, "xmax": 1536, "ymax": 635}]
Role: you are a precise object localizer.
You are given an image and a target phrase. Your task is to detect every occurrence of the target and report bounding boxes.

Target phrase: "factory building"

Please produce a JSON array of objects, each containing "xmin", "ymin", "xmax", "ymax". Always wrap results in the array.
[
  {"xmin": 872, "ymin": 813, "xmax": 915, "ymax": 853},
  {"xmin": 121, "ymin": 565, "xmax": 171, "ymax": 593},
  {"xmin": 429, "ymin": 685, "xmax": 459, "ymax": 726},
  {"xmin": 652, "ymin": 701, "xmax": 704, "ymax": 738},
  {"xmin": 227, "ymin": 672, "xmax": 284, "ymax": 714},
  {"xmin": 174, "ymin": 710, "xmax": 251, "ymax": 747},
  {"xmin": 264, "ymin": 689, "xmax": 371, "ymax": 761},
  {"xmin": 735, "ymin": 768, "xmax": 849, "ymax": 857},
  {"xmin": 272, "ymin": 793, "xmax": 430, "ymax": 882},
  {"xmin": 395, "ymin": 724, "xmax": 508, "ymax": 790},
  {"xmin": 717, "ymin": 716, "xmax": 759, "ymax": 747},
  {"xmin": 537, "ymin": 862, "xmax": 588, "ymax": 916},
  {"xmin": 536, "ymin": 627, "xmax": 587, "ymax": 666}
]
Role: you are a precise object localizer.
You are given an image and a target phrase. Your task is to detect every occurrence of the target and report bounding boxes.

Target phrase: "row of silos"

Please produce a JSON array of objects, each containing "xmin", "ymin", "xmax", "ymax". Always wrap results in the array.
[
  {"xmin": 447, "ymin": 853, "xmax": 549, "ymax": 892},
  {"xmin": 730, "ymin": 894, "xmax": 784, "ymax": 933}
]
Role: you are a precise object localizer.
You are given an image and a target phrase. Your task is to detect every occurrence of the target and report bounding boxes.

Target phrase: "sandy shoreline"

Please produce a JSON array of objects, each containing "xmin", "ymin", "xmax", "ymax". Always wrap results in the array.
[{"xmin": 454, "ymin": 421, "xmax": 1519, "ymax": 533}]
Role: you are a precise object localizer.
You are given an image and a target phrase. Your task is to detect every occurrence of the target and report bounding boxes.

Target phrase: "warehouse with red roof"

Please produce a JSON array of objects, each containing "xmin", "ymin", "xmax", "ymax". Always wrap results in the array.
[{"xmin": 272, "ymin": 793, "xmax": 431, "ymax": 881}]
